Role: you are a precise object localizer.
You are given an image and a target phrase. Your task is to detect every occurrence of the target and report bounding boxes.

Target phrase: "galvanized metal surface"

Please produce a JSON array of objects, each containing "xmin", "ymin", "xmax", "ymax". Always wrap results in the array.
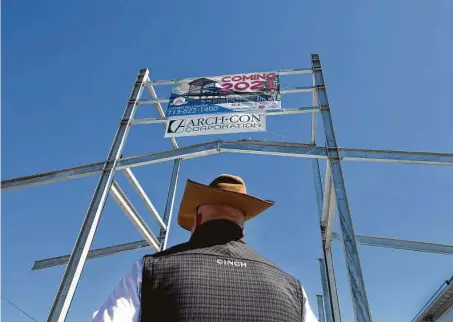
[
  {"xmin": 157, "ymin": 159, "xmax": 181, "ymax": 250},
  {"xmin": 4, "ymin": 141, "xmax": 453, "ymax": 192},
  {"xmin": 312, "ymin": 158, "xmax": 341, "ymax": 322},
  {"xmin": 32, "ymin": 239, "xmax": 149, "ymax": 271},
  {"xmin": 122, "ymin": 168, "xmax": 166, "ymax": 229},
  {"xmin": 144, "ymin": 79, "xmax": 178, "ymax": 149},
  {"xmin": 45, "ymin": 69, "xmax": 150, "ymax": 322},
  {"xmin": 313, "ymin": 54, "xmax": 372, "ymax": 322},
  {"xmin": 331, "ymin": 233, "xmax": 453, "ymax": 255},
  {"xmin": 318, "ymin": 258, "xmax": 334, "ymax": 322},
  {"xmin": 110, "ymin": 181, "xmax": 160, "ymax": 251},
  {"xmin": 317, "ymin": 295, "xmax": 326, "ymax": 322}
]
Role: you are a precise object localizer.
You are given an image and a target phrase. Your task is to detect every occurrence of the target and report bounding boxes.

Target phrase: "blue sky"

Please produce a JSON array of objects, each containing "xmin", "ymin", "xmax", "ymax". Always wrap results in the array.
[{"xmin": 2, "ymin": 1, "xmax": 453, "ymax": 321}]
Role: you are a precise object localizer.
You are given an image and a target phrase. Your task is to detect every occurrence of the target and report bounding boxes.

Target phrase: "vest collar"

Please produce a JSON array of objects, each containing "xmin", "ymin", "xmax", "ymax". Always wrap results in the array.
[{"xmin": 189, "ymin": 219, "xmax": 244, "ymax": 247}]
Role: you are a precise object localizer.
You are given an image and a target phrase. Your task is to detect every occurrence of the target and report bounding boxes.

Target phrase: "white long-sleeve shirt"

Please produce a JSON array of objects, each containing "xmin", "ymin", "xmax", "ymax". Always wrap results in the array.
[{"xmin": 92, "ymin": 259, "xmax": 319, "ymax": 322}]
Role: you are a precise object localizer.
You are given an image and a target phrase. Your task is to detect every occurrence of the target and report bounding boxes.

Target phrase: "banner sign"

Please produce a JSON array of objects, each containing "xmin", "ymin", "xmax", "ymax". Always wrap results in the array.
[
  {"xmin": 164, "ymin": 113, "xmax": 266, "ymax": 138},
  {"xmin": 166, "ymin": 72, "xmax": 281, "ymax": 117}
]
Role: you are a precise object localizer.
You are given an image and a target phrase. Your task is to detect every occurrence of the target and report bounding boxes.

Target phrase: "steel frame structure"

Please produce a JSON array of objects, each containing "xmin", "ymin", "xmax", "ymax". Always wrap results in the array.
[{"xmin": 2, "ymin": 54, "xmax": 453, "ymax": 322}]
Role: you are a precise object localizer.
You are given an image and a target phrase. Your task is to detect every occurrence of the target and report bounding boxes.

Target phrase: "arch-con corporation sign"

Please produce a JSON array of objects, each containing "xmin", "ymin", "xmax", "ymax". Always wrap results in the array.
[
  {"xmin": 164, "ymin": 72, "xmax": 280, "ymax": 137},
  {"xmin": 164, "ymin": 113, "xmax": 266, "ymax": 138}
]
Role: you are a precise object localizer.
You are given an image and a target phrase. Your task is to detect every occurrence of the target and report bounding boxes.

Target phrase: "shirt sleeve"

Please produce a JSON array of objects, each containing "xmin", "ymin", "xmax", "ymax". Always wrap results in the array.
[
  {"xmin": 92, "ymin": 259, "xmax": 143, "ymax": 322},
  {"xmin": 302, "ymin": 287, "xmax": 319, "ymax": 322}
]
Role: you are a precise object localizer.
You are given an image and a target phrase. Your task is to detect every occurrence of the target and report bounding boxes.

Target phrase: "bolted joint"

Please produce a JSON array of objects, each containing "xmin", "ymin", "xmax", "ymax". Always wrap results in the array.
[
  {"xmin": 316, "ymin": 84, "xmax": 326, "ymax": 90},
  {"xmin": 327, "ymin": 156, "xmax": 342, "ymax": 162},
  {"xmin": 320, "ymin": 104, "xmax": 330, "ymax": 111},
  {"xmin": 102, "ymin": 160, "xmax": 115, "ymax": 171}
]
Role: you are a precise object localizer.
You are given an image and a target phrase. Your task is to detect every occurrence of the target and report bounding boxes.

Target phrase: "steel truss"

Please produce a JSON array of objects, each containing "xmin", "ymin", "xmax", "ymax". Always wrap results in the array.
[{"xmin": 2, "ymin": 54, "xmax": 453, "ymax": 322}]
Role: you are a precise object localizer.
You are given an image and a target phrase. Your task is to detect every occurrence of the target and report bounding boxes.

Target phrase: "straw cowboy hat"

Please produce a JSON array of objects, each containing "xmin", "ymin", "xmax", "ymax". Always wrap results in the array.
[{"xmin": 177, "ymin": 174, "xmax": 275, "ymax": 231}]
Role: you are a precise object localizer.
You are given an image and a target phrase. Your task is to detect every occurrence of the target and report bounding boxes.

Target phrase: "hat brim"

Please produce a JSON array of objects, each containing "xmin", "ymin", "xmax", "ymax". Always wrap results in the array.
[{"xmin": 177, "ymin": 179, "xmax": 275, "ymax": 231}]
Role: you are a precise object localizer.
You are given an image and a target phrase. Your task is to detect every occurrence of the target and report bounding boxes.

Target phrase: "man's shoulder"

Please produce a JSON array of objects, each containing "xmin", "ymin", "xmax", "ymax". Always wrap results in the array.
[{"xmin": 144, "ymin": 241, "xmax": 191, "ymax": 260}]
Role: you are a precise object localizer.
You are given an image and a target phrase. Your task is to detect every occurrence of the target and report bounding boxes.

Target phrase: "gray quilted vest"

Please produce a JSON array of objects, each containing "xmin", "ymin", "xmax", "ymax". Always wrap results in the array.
[{"xmin": 140, "ymin": 220, "xmax": 305, "ymax": 321}]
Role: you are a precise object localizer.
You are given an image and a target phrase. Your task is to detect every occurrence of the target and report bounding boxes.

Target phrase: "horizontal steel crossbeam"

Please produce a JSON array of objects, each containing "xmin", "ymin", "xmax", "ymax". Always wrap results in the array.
[
  {"xmin": 131, "ymin": 106, "xmax": 321, "ymax": 125},
  {"xmin": 146, "ymin": 68, "xmax": 313, "ymax": 86},
  {"xmin": 32, "ymin": 233, "xmax": 453, "ymax": 271},
  {"xmin": 32, "ymin": 240, "xmax": 149, "ymax": 270},
  {"xmin": 3, "ymin": 140, "xmax": 453, "ymax": 191},
  {"xmin": 331, "ymin": 233, "xmax": 453, "ymax": 255}
]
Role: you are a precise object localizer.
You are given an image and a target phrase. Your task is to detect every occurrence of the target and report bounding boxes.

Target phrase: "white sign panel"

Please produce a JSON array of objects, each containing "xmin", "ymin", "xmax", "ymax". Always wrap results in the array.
[{"xmin": 164, "ymin": 113, "xmax": 266, "ymax": 138}]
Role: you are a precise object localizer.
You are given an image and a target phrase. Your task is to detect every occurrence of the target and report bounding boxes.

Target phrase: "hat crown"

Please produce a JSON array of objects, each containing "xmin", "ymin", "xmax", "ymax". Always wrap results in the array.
[{"xmin": 209, "ymin": 174, "xmax": 246, "ymax": 194}]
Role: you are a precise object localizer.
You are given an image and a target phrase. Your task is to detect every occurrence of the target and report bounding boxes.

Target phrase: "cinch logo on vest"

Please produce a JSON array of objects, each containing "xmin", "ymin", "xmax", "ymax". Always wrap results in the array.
[{"xmin": 216, "ymin": 259, "xmax": 247, "ymax": 268}]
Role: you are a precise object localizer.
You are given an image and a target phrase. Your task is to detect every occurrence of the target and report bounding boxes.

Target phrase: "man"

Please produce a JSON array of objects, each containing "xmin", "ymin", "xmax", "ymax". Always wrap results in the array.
[{"xmin": 93, "ymin": 174, "xmax": 318, "ymax": 321}]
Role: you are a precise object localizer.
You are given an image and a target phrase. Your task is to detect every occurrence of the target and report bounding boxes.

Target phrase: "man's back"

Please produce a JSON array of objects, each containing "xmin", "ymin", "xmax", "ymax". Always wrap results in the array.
[
  {"xmin": 92, "ymin": 220, "xmax": 318, "ymax": 322},
  {"xmin": 140, "ymin": 239, "xmax": 306, "ymax": 321}
]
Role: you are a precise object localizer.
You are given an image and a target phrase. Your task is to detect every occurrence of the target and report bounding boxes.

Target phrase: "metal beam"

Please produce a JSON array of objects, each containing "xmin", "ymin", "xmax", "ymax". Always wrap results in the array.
[
  {"xmin": 146, "ymin": 68, "xmax": 313, "ymax": 86},
  {"xmin": 321, "ymin": 163, "xmax": 332, "ymax": 226},
  {"xmin": 312, "ymin": 157, "xmax": 341, "ymax": 322},
  {"xmin": 45, "ymin": 69, "xmax": 149, "ymax": 322},
  {"xmin": 118, "ymin": 142, "xmax": 220, "ymax": 169},
  {"xmin": 157, "ymin": 159, "xmax": 181, "ymax": 250},
  {"xmin": 317, "ymin": 295, "xmax": 326, "ymax": 322},
  {"xmin": 137, "ymin": 86, "xmax": 315, "ymax": 105},
  {"xmin": 131, "ymin": 106, "xmax": 321, "ymax": 125},
  {"xmin": 325, "ymin": 188, "xmax": 337, "ymax": 250},
  {"xmin": 32, "ymin": 240, "xmax": 149, "ymax": 271},
  {"xmin": 313, "ymin": 54, "xmax": 373, "ymax": 322},
  {"xmin": 216, "ymin": 141, "xmax": 326, "ymax": 159},
  {"xmin": 332, "ymin": 233, "xmax": 453, "ymax": 255},
  {"xmin": 33, "ymin": 233, "xmax": 453, "ymax": 271},
  {"xmin": 144, "ymin": 79, "xmax": 178, "ymax": 149},
  {"xmin": 325, "ymin": 247, "xmax": 342, "ymax": 322},
  {"xmin": 110, "ymin": 181, "xmax": 160, "ymax": 251},
  {"xmin": 318, "ymin": 258, "xmax": 334, "ymax": 322},
  {"xmin": 122, "ymin": 168, "xmax": 166, "ymax": 230},
  {"xmin": 1, "ymin": 162, "xmax": 105, "ymax": 191},
  {"xmin": 3, "ymin": 140, "xmax": 453, "ymax": 192},
  {"xmin": 339, "ymin": 147, "xmax": 453, "ymax": 166},
  {"xmin": 0, "ymin": 142, "xmax": 220, "ymax": 191}
]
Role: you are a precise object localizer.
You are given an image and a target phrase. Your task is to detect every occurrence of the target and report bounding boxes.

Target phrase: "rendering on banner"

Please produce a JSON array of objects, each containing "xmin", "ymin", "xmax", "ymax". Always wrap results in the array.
[
  {"xmin": 166, "ymin": 72, "xmax": 281, "ymax": 117},
  {"xmin": 164, "ymin": 113, "xmax": 266, "ymax": 138}
]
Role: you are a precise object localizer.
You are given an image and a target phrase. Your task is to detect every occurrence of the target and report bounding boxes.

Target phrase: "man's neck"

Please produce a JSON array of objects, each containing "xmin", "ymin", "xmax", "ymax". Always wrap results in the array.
[{"xmin": 189, "ymin": 219, "xmax": 244, "ymax": 247}]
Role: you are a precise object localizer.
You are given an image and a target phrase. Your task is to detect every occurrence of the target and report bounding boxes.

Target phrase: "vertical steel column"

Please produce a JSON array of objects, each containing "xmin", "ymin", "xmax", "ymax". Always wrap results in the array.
[
  {"xmin": 158, "ymin": 158, "xmax": 182, "ymax": 250},
  {"xmin": 312, "ymin": 70, "xmax": 341, "ymax": 322},
  {"xmin": 325, "ymin": 247, "xmax": 341, "ymax": 322},
  {"xmin": 312, "ymin": 54, "xmax": 372, "ymax": 322},
  {"xmin": 318, "ymin": 258, "xmax": 334, "ymax": 322},
  {"xmin": 46, "ymin": 69, "xmax": 149, "ymax": 322},
  {"xmin": 317, "ymin": 295, "xmax": 327, "ymax": 322},
  {"xmin": 313, "ymin": 161, "xmax": 337, "ymax": 322}
]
